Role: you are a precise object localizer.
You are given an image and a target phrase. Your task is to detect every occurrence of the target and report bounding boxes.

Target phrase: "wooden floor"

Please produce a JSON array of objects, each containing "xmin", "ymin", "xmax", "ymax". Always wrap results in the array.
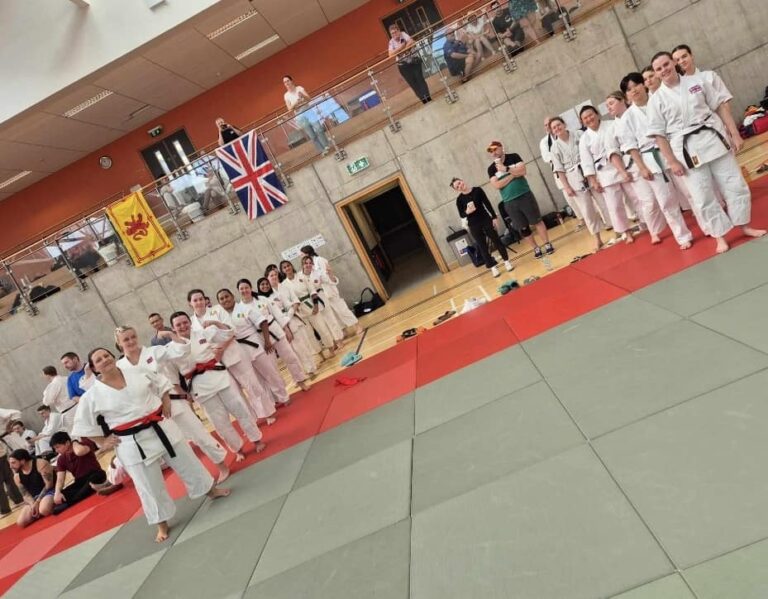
[{"xmin": 2, "ymin": 138, "xmax": 766, "ymax": 532}]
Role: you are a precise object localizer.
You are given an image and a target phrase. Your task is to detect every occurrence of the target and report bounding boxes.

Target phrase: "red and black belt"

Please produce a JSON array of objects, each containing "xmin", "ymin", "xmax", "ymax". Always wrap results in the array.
[
  {"xmin": 96, "ymin": 407, "xmax": 175, "ymax": 460},
  {"xmin": 179, "ymin": 359, "xmax": 226, "ymax": 393}
]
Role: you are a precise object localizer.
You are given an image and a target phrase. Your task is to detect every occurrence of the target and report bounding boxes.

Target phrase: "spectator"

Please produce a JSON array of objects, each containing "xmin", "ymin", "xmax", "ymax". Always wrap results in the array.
[
  {"xmin": 490, "ymin": 1, "xmax": 525, "ymax": 57},
  {"xmin": 148, "ymin": 313, "xmax": 173, "ymax": 346},
  {"xmin": 0, "ymin": 407, "xmax": 26, "ymax": 451},
  {"xmin": 282, "ymin": 75, "xmax": 330, "ymax": 154},
  {"xmin": 215, "ymin": 117, "xmax": 243, "ymax": 146},
  {"xmin": 0, "ymin": 432, "xmax": 23, "ymax": 515},
  {"xmin": 32, "ymin": 405, "xmax": 63, "ymax": 458},
  {"xmin": 442, "ymin": 27, "xmax": 478, "ymax": 83},
  {"xmin": 388, "ymin": 23, "xmax": 432, "ymax": 105},
  {"xmin": 452, "ymin": 177, "xmax": 514, "ymax": 277},
  {"xmin": 508, "ymin": 0, "xmax": 539, "ymax": 42},
  {"xmin": 10, "ymin": 421, "xmax": 36, "ymax": 453},
  {"xmin": 158, "ymin": 176, "xmax": 185, "ymax": 212},
  {"xmin": 51, "ymin": 431, "xmax": 115, "ymax": 513},
  {"xmin": 486, "ymin": 140, "xmax": 555, "ymax": 258},
  {"xmin": 9, "ymin": 449, "xmax": 55, "ymax": 528},
  {"xmin": 60, "ymin": 352, "xmax": 88, "ymax": 403},
  {"xmin": 41, "ymin": 365, "xmax": 77, "ymax": 432},
  {"xmin": 464, "ymin": 10, "xmax": 496, "ymax": 58}
]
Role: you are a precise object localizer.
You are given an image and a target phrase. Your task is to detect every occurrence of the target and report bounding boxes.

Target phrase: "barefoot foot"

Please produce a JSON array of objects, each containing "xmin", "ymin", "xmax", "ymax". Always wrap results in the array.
[
  {"xmin": 742, "ymin": 226, "xmax": 767, "ymax": 238},
  {"xmin": 217, "ymin": 463, "xmax": 230, "ymax": 483},
  {"xmin": 252, "ymin": 441, "xmax": 267, "ymax": 454},
  {"xmin": 679, "ymin": 241, "xmax": 692, "ymax": 250},
  {"xmin": 651, "ymin": 234, "xmax": 661, "ymax": 244},
  {"xmin": 266, "ymin": 416, "xmax": 277, "ymax": 425},
  {"xmin": 234, "ymin": 451, "xmax": 245, "ymax": 462},
  {"xmin": 156, "ymin": 522, "xmax": 170, "ymax": 543},
  {"xmin": 623, "ymin": 233, "xmax": 634, "ymax": 245},
  {"xmin": 715, "ymin": 237, "xmax": 730, "ymax": 254},
  {"xmin": 298, "ymin": 381, "xmax": 310, "ymax": 392},
  {"xmin": 208, "ymin": 486, "xmax": 231, "ymax": 499}
]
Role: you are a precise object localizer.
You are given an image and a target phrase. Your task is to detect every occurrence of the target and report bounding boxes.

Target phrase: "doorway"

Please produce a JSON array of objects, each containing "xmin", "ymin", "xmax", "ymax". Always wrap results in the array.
[
  {"xmin": 337, "ymin": 175, "xmax": 447, "ymax": 299},
  {"xmin": 382, "ymin": 0, "xmax": 442, "ymax": 36},
  {"xmin": 140, "ymin": 129, "xmax": 197, "ymax": 180}
]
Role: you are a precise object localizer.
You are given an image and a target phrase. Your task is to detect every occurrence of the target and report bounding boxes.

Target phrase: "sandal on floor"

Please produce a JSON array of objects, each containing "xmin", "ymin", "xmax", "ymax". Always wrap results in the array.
[{"xmin": 432, "ymin": 310, "xmax": 456, "ymax": 326}]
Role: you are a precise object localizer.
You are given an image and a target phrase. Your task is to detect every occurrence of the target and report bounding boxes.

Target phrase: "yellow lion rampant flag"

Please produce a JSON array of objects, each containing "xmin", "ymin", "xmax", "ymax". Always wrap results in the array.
[{"xmin": 106, "ymin": 190, "xmax": 173, "ymax": 267}]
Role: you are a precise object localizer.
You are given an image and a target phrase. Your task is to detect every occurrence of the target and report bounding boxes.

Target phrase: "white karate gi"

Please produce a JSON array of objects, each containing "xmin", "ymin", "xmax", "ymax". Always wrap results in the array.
[
  {"xmin": 647, "ymin": 73, "xmax": 750, "ymax": 238},
  {"xmin": 0, "ymin": 409, "xmax": 26, "ymax": 452},
  {"xmin": 72, "ymin": 369, "xmax": 213, "ymax": 526},
  {"xmin": 551, "ymin": 130, "xmax": 608, "ymax": 235},
  {"xmin": 251, "ymin": 295, "xmax": 308, "ymax": 385},
  {"xmin": 617, "ymin": 102, "xmax": 693, "ymax": 245},
  {"xmin": 42, "ymin": 375, "xmax": 77, "ymax": 432},
  {"xmin": 541, "ymin": 133, "xmax": 580, "ymax": 217},
  {"xmin": 35, "ymin": 412, "xmax": 64, "ymax": 455},
  {"xmin": 579, "ymin": 120, "xmax": 641, "ymax": 234},
  {"xmin": 273, "ymin": 284, "xmax": 318, "ymax": 375},
  {"xmin": 194, "ymin": 308, "xmax": 276, "ymax": 419},
  {"xmin": 167, "ymin": 326, "xmax": 262, "ymax": 453},
  {"xmin": 285, "ymin": 274, "xmax": 339, "ymax": 349},
  {"xmin": 117, "ymin": 343, "xmax": 227, "ymax": 466},
  {"xmin": 314, "ymin": 271, "xmax": 359, "ymax": 328}
]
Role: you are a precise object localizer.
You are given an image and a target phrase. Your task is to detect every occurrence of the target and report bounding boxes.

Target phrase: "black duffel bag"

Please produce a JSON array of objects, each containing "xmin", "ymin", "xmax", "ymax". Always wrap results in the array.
[{"xmin": 353, "ymin": 287, "xmax": 385, "ymax": 317}]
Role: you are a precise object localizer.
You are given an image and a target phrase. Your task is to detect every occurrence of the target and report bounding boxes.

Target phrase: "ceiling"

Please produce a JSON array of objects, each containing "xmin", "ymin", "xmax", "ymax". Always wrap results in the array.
[{"xmin": 0, "ymin": 0, "xmax": 369, "ymax": 201}]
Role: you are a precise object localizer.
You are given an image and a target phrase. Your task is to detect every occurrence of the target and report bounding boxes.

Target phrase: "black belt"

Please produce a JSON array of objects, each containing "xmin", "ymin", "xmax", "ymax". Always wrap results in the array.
[
  {"xmin": 237, "ymin": 337, "xmax": 261, "ymax": 349},
  {"xmin": 169, "ymin": 393, "xmax": 187, "ymax": 401},
  {"xmin": 61, "ymin": 404, "xmax": 77, "ymax": 414},
  {"xmin": 682, "ymin": 125, "xmax": 730, "ymax": 169},
  {"xmin": 178, "ymin": 364, "xmax": 226, "ymax": 394},
  {"xmin": 96, "ymin": 409, "xmax": 175, "ymax": 460}
]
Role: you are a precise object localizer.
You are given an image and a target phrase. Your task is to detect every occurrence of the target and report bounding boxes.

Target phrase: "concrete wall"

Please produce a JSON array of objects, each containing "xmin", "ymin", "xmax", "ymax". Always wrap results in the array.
[{"xmin": 3, "ymin": 0, "xmax": 764, "ymax": 426}]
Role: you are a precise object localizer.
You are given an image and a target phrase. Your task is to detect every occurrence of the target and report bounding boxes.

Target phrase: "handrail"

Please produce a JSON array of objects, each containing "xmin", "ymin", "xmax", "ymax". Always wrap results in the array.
[{"xmin": 1, "ymin": 0, "xmax": 612, "ymax": 268}]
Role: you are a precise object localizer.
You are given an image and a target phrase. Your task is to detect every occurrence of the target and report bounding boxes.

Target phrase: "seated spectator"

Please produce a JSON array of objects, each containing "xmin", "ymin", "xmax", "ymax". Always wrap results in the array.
[
  {"xmin": 0, "ymin": 437, "xmax": 23, "ymax": 515},
  {"xmin": 32, "ymin": 405, "xmax": 64, "ymax": 458},
  {"xmin": 442, "ymin": 28, "xmax": 478, "ymax": 82},
  {"xmin": 9, "ymin": 449, "xmax": 55, "ymax": 528},
  {"xmin": 0, "ymin": 407, "xmax": 26, "ymax": 451},
  {"xmin": 508, "ymin": 0, "xmax": 539, "ymax": 42},
  {"xmin": 148, "ymin": 313, "xmax": 173, "ymax": 346},
  {"xmin": 10, "ymin": 421, "xmax": 36, "ymax": 453},
  {"xmin": 50, "ymin": 431, "xmax": 117, "ymax": 514},
  {"xmin": 490, "ymin": 1, "xmax": 525, "ymax": 56},
  {"xmin": 464, "ymin": 10, "xmax": 496, "ymax": 58}
]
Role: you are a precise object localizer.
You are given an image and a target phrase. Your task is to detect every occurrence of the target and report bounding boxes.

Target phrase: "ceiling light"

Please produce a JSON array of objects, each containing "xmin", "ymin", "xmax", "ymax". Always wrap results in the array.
[
  {"xmin": 206, "ymin": 9, "xmax": 259, "ymax": 39},
  {"xmin": 0, "ymin": 171, "xmax": 32, "ymax": 190},
  {"xmin": 235, "ymin": 35, "xmax": 280, "ymax": 60},
  {"xmin": 63, "ymin": 90, "xmax": 113, "ymax": 118}
]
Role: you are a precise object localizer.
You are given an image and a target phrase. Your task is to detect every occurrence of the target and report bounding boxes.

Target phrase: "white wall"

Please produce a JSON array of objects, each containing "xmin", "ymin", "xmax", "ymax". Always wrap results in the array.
[{"xmin": 0, "ymin": 0, "xmax": 219, "ymax": 123}]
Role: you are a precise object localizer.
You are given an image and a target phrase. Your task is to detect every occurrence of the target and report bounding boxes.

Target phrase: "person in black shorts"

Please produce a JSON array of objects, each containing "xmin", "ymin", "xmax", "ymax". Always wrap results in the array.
[
  {"xmin": 452, "ymin": 177, "xmax": 514, "ymax": 277},
  {"xmin": 486, "ymin": 140, "xmax": 554, "ymax": 259}
]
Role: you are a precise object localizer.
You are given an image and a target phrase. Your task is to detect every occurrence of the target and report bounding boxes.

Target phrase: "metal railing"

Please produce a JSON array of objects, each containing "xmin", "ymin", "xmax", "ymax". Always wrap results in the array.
[{"xmin": 0, "ymin": 0, "xmax": 616, "ymax": 323}]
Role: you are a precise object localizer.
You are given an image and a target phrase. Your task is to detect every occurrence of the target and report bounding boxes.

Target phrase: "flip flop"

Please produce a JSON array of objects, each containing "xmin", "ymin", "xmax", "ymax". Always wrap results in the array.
[
  {"xmin": 432, "ymin": 310, "xmax": 456, "ymax": 326},
  {"xmin": 340, "ymin": 351, "xmax": 363, "ymax": 367},
  {"xmin": 497, "ymin": 280, "xmax": 520, "ymax": 295},
  {"xmin": 523, "ymin": 276, "xmax": 540, "ymax": 286}
]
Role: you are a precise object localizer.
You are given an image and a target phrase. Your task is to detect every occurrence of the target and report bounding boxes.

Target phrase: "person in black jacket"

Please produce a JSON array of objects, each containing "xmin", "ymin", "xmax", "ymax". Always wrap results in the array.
[{"xmin": 452, "ymin": 177, "xmax": 514, "ymax": 277}]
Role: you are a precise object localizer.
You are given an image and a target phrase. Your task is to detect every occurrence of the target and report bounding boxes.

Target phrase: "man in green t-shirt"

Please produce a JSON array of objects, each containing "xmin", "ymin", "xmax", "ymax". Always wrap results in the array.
[{"xmin": 487, "ymin": 140, "xmax": 554, "ymax": 258}]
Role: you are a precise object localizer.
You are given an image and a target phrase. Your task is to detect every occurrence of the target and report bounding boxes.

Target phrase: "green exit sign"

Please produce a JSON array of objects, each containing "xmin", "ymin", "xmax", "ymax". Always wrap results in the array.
[{"xmin": 346, "ymin": 156, "xmax": 370, "ymax": 176}]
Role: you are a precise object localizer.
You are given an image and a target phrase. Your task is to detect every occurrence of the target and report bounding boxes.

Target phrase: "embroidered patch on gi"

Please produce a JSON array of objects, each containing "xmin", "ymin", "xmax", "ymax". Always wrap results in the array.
[
  {"xmin": 146, "ymin": 357, "xmax": 154, "ymax": 364},
  {"xmin": 688, "ymin": 84, "xmax": 703, "ymax": 94},
  {"xmin": 199, "ymin": 339, "xmax": 207, "ymax": 344}
]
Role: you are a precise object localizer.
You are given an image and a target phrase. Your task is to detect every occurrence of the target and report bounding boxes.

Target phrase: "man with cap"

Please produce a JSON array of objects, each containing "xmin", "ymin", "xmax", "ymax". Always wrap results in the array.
[{"xmin": 487, "ymin": 140, "xmax": 554, "ymax": 259}]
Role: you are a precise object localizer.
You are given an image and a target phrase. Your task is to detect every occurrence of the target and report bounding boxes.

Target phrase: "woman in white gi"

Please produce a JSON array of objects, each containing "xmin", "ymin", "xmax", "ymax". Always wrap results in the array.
[
  {"xmin": 647, "ymin": 51, "xmax": 765, "ymax": 253},
  {"xmin": 189, "ymin": 289, "xmax": 277, "ymax": 425},
  {"xmin": 617, "ymin": 74, "xmax": 694, "ymax": 249},
  {"xmin": 549, "ymin": 117, "xmax": 606, "ymax": 252},
  {"xmin": 168, "ymin": 311, "xmax": 266, "ymax": 460},
  {"xmin": 72, "ymin": 348, "xmax": 230, "ymax": 542},
  {"xmin": 242, "ymin": 278, "xmax": 311, "ymax": 392},
  {"xmin": 270, "ymin": 265, "xmax": 319, "ymax": 375},
  {"xmin": 114, "ymin": 326, "xmax": 231, "ymax": 483},
  {"xmin": 578, "ymin": 104, "xmax": 639, "ymax": 244},
  {"xmin": 303, "ymin": 258, "xmax": 363, "ymax": 337},
  {"xmin": 280, "ymin": 259, "xmax": 342, "ymax": 357}
]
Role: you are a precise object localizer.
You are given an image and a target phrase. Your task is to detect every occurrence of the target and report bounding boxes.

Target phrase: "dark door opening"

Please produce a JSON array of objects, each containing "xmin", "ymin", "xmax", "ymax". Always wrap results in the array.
[
  {"xmin": 382, "ymin": 0, "xmax": 442, "ymax": 36},
  {"xmin": 140, "ymin": 129, "xmax": 197, "ymax": 180},
  {"xmin": 342, "ymin": 184, "xmax": 440, "ymax": 297}
]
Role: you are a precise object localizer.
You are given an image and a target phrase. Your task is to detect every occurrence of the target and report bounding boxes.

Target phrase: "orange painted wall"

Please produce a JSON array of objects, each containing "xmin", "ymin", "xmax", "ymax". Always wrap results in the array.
[{"xmin": 1, "ymin": 0, "xmax": 478, "ymax": 255}]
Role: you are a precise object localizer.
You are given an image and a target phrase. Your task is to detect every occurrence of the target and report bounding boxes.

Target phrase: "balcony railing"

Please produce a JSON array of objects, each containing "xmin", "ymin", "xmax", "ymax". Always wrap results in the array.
[{"xmin": 0, "ymin": 0, "xmax": 616, "ymax": 323}]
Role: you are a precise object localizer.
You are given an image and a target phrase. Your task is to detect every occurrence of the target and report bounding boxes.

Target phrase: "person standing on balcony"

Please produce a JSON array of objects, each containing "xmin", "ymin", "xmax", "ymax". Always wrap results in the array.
[
  {"xmin": 282, "ymin": 76, "xmax": 331, "ymax": 155},
  {"xmin": 215, "ymin": 118, "xmax": 243, "ymax": 146},
  {"xmin": 388, "ymin": 23, "xmax": 432, "ymax": 105}
]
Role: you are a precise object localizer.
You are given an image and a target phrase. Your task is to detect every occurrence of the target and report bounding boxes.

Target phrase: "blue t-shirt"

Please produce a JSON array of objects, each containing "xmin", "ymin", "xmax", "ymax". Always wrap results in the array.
[
  {"xmin": 442, "ymin": 39, "xmax": 467, "ymax": 62},
  {"xmin": 67, "ymin": 368, "xmax": 86, "ymax": 399}
]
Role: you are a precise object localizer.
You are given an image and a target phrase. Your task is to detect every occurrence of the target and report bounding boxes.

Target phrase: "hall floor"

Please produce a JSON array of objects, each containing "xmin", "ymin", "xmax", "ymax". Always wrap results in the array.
[{"xmin": 0, "ymin": 174, "xmax": 766, "ymax": 597}]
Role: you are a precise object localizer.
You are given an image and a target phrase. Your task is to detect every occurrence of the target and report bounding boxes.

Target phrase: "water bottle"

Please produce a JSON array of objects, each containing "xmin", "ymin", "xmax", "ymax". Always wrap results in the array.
[{"xmin": 542, "ymin": 255, "xmax": 554, "ymax": 272}]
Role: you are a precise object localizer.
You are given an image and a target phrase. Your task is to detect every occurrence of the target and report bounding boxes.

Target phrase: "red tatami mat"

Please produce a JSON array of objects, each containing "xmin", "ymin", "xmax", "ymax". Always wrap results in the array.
[{"xmin": 1, "ymin": 182, "xmax": 765, "ymax": 592}]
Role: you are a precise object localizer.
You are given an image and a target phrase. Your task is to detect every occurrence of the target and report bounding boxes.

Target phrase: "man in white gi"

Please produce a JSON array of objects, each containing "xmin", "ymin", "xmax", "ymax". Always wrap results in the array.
[
  {"xmin": 31, "ymin": 405, "xmax": 63, "ymax": 456},
  {"xmin": 41, "ymin": 365, "xmax": 77, "ymax": 432},
  {"xmin": 168, "ymin": 311, "xmax": 266, "ymax": 461},
  {"xmin": 647, "ymin": 51, "xmax": 765, "ymax": 253},
  {"xmin": 618, "ymin": 73, "xmax": 693, "ymax": 249}
]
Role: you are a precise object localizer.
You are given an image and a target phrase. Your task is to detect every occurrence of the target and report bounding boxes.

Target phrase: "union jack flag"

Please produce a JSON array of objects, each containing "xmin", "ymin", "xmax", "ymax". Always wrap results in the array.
[{"xmin": 215, "ymin": 130, "xmax": 288, "ymax": 220}]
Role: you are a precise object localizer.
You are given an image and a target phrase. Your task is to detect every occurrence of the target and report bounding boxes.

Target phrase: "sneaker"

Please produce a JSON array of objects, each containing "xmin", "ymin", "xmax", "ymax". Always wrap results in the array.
[
  {"xmin": 491, "ymin": 266, "xmax": 500, "ymax": 277},
  {"xmin": 544, "ymin": 242, "xmax": 555, "ymax": 255},
  {"xmin": 504, "ymin": 260, "xmax": 514, "ymax": 272},
  {"xmin": 534, "ymin": 246, "xmax": 543, "ymax": 259}
]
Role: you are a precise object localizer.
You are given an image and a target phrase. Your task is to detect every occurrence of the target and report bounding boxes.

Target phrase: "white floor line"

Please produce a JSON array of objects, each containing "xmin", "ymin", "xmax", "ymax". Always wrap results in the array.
[
  {"xmin": 478, "ymin": 285, "xmax": 492, "ymax": 302},
  {"xmin": 450, "ymin": 297, "xmax": 457, "ymax": 313}
]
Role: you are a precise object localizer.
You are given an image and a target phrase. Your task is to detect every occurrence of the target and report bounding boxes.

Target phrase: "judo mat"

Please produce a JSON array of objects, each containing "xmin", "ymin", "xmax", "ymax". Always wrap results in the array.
[{"xmin": 1, "ymin": 178, "xmax": 767, "ymax": 597}]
